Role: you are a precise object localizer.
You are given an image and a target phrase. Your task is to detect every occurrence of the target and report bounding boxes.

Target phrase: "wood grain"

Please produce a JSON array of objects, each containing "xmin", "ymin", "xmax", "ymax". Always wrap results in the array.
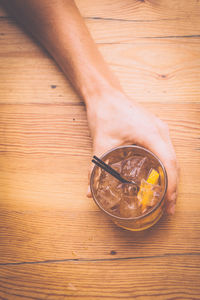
[
  {"xmin": 0, "ymin": 209, "xmax": 200, "ymax": 263},
  {"xmin": 1, "ymin": 36, "xmax": 200, "ymax": 104},
  {"xmin": 0, "ymin": 255, "xmax": 200, "ymax": 299},
  {"xmin": 0, "ymin": 0, "xmax": 200, "ymax": 299}
]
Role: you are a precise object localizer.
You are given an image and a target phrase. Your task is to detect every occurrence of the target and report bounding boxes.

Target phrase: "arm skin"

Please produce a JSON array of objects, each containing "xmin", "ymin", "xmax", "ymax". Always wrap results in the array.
[{"xmin": 1, "ymin": 0, "xmax": 178, "ymax": 214}]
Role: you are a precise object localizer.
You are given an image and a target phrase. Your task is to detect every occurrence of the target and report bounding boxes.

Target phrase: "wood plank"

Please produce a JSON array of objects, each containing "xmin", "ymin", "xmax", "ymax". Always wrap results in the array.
[
  {"xmin": 0, "ymin": 23, "xmax": 199, "ymax": 104},
  {"xmin": 0, "ymin": 255, "xmax": 200, "ymax": 299},
  {"xmin": 76, "ymin": 0, "xmax": 200, "ymax": 21},
  {"xmin": 0, "ymin": 103, "xmax": 199, "ymax": 151},
  {"xmin": 100, "ymin": 41, "xmax": 200, "ymax": 103},
  {"xmin": 0, "ymin": 48, "xmax": 200, "ymax": 104},
  {"xmin": 1, "ymin": 11, "xmax": 199, "ymax": 43},
  {"xmin": 1, "ymin": 0, "xmax": 200, "ymax": 45},
  {"xmin": 0, "ymin": 209, "xmax": 199, "ymax": 263},
  {"xmin": 3, "ymin": 14, "xmax": 198, "ymax": 45},
  {"xmin": 1, "ymin": 0, "xmax": 200, "ymax": 21},
  {"xmin": 85, "ymin": 18, "xmax": 200, "ymax": 43}
]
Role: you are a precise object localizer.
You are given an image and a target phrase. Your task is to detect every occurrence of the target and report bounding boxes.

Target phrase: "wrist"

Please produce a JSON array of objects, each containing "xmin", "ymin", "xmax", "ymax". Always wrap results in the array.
[
  {"xmin": 67, "ymin": 59, "xmax": 123, "ymax": 107},
  {"xmin": 81, "ymin": 77, "xmax": 124, "ymax": 109}
]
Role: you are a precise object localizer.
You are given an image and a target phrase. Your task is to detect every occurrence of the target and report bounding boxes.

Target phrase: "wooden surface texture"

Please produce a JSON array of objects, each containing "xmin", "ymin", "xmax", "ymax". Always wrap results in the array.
[{"xmin": 0, "ymin": 0, "xmax": 200, "ymax": 299}]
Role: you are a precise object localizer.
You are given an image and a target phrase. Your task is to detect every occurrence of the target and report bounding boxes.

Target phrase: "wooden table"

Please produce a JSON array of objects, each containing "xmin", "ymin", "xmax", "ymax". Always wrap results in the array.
[{"xmin": 0, "ymin": 1, "xmax": 200, "ymax": 299}]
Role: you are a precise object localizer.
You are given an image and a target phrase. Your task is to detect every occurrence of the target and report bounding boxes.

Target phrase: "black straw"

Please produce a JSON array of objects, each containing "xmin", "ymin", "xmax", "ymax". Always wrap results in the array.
[{"xmin": 92, "ymin": 155, "xmax": 138, "ymax": 189}]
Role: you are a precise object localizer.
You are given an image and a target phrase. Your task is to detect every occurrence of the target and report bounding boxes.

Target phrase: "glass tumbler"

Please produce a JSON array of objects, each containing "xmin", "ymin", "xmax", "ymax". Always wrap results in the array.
[{"xmin": 90, "ymin": 145, "xmax": 168, "ymax": 231}]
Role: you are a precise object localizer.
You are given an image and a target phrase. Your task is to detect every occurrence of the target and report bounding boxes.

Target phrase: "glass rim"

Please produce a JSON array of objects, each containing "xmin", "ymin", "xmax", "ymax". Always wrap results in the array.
[{"xmin": 90, "ymin": 145, "xmax": 168, "ymax": 221}]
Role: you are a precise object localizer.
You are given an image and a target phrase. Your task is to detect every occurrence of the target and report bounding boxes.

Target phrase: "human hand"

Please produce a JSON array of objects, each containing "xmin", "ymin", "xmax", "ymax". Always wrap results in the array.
[{"xmin": 86, "ymin": 90, "xmax": 178, "ymax": 215}]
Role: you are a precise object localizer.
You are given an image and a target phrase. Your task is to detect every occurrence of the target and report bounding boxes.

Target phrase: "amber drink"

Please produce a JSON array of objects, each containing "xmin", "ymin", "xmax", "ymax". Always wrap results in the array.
[{"xmin": 90, "ymin": 145, "xmax": 168, "ymax": 231}]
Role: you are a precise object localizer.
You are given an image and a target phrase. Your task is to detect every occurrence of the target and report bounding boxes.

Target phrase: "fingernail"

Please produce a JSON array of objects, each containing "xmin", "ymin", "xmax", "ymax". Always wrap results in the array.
[
  {"xmin": 167, "ymin": 202, "xmax": 175, "ymax": 215},
  {"xmin": 87, "ymin": 186, "xmax": 92, "ymax": 198},
  {"xmin": 170, "ymin": 192, "xmax": 177, "ymax": 204},
  {"xmin": 166, "ymin": 191, "xmax": 177, "ymax": 215}
]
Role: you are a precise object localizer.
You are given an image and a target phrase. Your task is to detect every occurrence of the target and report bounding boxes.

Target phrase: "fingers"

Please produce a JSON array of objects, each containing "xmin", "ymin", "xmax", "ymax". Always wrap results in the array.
[{"xmin": 145, "ymin": 136, "xmax": 178, "ymax": 215}]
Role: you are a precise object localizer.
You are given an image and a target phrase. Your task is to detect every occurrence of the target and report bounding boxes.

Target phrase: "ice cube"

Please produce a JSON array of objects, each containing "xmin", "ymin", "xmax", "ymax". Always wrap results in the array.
[
  {"xmin": 121, "ymin": 155, "xmax": 149, "ymax": 183},
  {"xmin": 97, "ymin": 170, "xmax": 123, "ymax": 210},
  {"xmin": 119, "ymin": 197, "xmax": 141, "ymax": 218},
  {"xmin": 97, "ymin": 186, "xmax": 121, "ymax": 210},
  {"xmin": 149, "ymin": 184, "xmax": 162, "ymax": 207},
  {"xmin": 95, "ymin": 154, "xmax": 161, "ymax": 218},
  {"xmin": 110, "ymin": 161, "xmax": 122, "ymax": 174}
]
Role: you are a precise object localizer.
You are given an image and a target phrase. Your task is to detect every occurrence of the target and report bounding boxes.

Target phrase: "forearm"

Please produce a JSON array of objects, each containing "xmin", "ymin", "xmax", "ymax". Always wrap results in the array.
[{"xmin": 2, "ymin": 0, "xmax": 122, "ymax": 105}]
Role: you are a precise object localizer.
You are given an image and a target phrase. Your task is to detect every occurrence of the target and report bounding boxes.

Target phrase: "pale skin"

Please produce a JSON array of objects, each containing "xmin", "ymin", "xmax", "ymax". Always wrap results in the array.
[{"xmin": 1, "ymin": 0, "xmax": 178, "ymax": 214}]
